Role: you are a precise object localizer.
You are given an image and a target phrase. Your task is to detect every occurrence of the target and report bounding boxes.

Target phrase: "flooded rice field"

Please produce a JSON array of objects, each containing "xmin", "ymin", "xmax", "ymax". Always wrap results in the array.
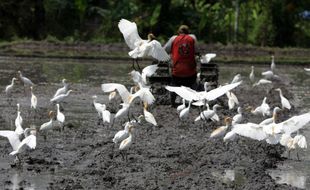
[{"xmin": 0, "ymin": 56, "xmax": 309, "ymax": 189}]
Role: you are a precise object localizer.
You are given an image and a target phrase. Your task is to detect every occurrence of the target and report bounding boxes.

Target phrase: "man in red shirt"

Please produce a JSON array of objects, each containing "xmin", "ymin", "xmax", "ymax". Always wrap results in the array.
[{"xmin": 164, "ymin": 25, "xmax": 199, "ymax": 107}]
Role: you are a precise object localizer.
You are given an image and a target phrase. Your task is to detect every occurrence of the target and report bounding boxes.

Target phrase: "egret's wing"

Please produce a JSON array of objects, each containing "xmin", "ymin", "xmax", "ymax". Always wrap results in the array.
[
  {"xmin": 277, "ymin": 112, "xmax": 310, "ymax": 134},
  {"xmin": 132, "ymin": 89, "xmax": 155, "ymax": 105},
  {"xmin": 21, "ymin": 135, "xmax": 36, "ymax": 149},
  {"xmin": 147, "ymin": 40, "xmax": 170, "ymax": 61},
  {"xmin": 203, "ymin": 81, "xmax": 242, "ymax": 101},
  {"xmin": 118, "ymin": 19, "xmax": 142, "ymax": 50},
  {"xmin": 142, "ymin": 64, "xmax": 159, "ymax": 84},
  {"xmin": 101, "ymin": 83, "xmax": 131, "ymax": 103},
  {"xmin": 201, "ymin": 53, "xmax": 216, "ymax": 63},
  {"xmin": 229, "ymin": 92, "xmax": 239, "ymax": 104},
  {"xmin": 102, "ymin": 110, "xmax": 111, "ymax": 123},
  {"xmin": 57, "ymin": 112, "xmax": 65, "ymax": 123},
  {"xmin": 232, "ymin": 123, "xmax": 267, "ymax": 141},
  {"xmin": 130, "ymin": 70, "xmax": 142, "ymax": 84},
  {"xmin": 144, "ymin": 110, "xmax": 157, "ymax": 126},
  {"xmin": 165, "ymin": 86, "xmax": 197, "ymax": 101},
  {"xmin": 0, "ymin": 131, "xmax": 20, "ymax": 150}
]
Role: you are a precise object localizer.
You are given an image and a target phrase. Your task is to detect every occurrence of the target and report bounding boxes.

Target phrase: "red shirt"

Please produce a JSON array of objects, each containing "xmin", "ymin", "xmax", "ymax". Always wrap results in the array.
[{"xmin": 171, "ymin": 34, "xmax": 196, "ymax": 77}]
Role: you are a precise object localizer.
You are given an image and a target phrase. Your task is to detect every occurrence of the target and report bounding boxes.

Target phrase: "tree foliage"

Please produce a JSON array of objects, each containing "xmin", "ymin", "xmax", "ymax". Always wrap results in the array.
[{"xmin": 0, "ymin": 0, "xmax": 309, "ymax": 47}]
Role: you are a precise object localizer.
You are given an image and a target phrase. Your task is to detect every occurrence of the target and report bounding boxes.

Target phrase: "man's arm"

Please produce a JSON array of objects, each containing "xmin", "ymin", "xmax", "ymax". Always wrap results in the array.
[{"xmin": 164, "ymin": 35, "xmax": 177, "ymax": 53}]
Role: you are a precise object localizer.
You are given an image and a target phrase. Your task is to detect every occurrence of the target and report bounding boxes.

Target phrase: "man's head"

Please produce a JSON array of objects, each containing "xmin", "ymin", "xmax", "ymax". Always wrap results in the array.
[{"xmin": 178, "ymin": 25, "xmax": 189, "ymax": 34}]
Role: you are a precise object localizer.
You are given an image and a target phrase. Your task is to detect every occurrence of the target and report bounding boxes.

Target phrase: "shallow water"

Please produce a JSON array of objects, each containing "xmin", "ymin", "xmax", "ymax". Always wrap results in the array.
[
  {"xmin": 0, "ymin": 56, "xmax": 309, "ymax": 189},
  {"xmin": 218, "ymin": 63, "xmax": 310, "ymax": 189}
]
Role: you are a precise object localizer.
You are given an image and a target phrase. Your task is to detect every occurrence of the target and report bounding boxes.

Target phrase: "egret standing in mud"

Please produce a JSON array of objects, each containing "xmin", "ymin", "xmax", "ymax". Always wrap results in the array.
[
  {"xmin": 275, "ymin": 88, "xmax": 291, "ymax": 110},
  {"xmin": 5, "ymin": 77, "xmax": 17, "ymax": 104},
  {"xmin": 40, "ymin": 111, "xmax": 55, "ymax": 140},
  {"xmin": 119, "ymin": 124, "xmax": 134, "ymax": 161},
  {"xmin": 53, "ymin": 79, "xmax": 69, "ymax": 98},
  {"xmin": 210, "ymin": 117, "xmax": 233, "ymax": 139},
  {"xmin": 56, "ymin": 104, "xmax": 65, "ymax": 131},
  {"xmin": 249, "ymin": 66, "xmax": 255, "ymax": 83}
]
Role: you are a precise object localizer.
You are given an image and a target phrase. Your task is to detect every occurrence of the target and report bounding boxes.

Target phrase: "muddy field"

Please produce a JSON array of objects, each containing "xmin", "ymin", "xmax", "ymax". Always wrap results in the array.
[{"xmin": 0, "ymin": 60, "xmax": 304, "ymax": 189}]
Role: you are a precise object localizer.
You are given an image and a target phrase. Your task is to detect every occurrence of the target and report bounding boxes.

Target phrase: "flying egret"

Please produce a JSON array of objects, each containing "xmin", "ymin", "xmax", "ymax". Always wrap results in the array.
[
  {"xmin": 210, "ymin": 117, "xmax": 233, "ymax": 139},
  {"xmin": 5, "ymin": 77, "xmax": 17, "ymax": 95},
  {"xmin": 275, "ymin": 88, "xmax": 291, "ymax": 110},
  {"xmin": 0, "ymin": 128, "xmax": 36, "ymax": 163},
  {"xmin": 18, "ymin": 71, "xmax": 34, "ymax": 87},
  {"xmin": 200, "ymin": 53, "xmax": 216, "ymax": 64},
  {"xmin": 280, "ymin": 133, "xmax": 307, "ymax": 160},
  {"xmin": 53, "ymin": 79, "xmax": 69, "ymax": 98},
  {"xmin": 165, "ymin": 81, "xmax": 242, "ymax": 102},
  {"xmin": 249, "ymin": 66, "xmax": 255, "ymax": 83},
  {"xmin": 30, "ymin": 86, "xmax": 37, "ymax": 109},
  {"xmin": 118, "ymin": 19, "xmax": 170, "ymax": 70}
]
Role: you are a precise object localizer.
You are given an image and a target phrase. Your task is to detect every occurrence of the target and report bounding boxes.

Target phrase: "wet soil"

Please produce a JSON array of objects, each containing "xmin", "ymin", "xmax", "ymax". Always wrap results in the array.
[{"xmin": 0, "ymin": 67, "xmax": 302, "ymax": 190}]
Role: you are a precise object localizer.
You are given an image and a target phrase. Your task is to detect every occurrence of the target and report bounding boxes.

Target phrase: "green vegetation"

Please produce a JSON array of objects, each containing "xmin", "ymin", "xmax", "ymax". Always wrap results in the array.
[{"xmin": 0, "ymin": 0, "xmax": 310, "ymax": 48}]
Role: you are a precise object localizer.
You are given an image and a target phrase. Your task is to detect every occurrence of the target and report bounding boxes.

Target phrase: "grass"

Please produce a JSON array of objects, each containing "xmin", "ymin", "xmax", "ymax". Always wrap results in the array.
[{"xmin": 0, "ymin": 40, "xmax": 309, "ymax": 64}]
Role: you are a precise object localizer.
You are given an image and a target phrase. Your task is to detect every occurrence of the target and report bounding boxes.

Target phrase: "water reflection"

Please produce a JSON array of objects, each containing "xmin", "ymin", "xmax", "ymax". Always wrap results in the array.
[
  {"xmin": 268, "ymin": 169, "xmax": 306, "ymax": 189},
  {"xmin": 5, "ymin": 171, "xmax": 51, "ymax": 190},
  {"xmin": 211, "ymin": 168, "xmax": 246, "ymax": 187}
]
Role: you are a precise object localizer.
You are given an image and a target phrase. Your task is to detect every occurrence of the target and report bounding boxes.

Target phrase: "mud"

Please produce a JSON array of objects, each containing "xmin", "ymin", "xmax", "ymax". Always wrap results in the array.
[{"xmin": 0, "ymin": 60, "xmax": 302, "ymax": 190}]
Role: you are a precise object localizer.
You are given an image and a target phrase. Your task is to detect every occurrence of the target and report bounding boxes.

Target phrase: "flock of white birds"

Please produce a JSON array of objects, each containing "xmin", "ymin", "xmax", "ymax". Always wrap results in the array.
[{"xmin": 1, "ymin": 18, "xmax": 310, "ymax": 164}]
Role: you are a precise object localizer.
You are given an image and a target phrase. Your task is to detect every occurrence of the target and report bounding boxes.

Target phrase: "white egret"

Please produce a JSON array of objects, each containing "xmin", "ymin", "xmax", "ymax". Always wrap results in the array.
[
  {"xmin": 40, "ymin": 111, "xmax": 55, "ymax": 131},
  {"xmin": 92, "ymin": 95, "xmax": 105, "ymax": 117},
  {"xmin": 56, "ymin": 104, "xmax": 65, "ymax": 129},
  {"xmin": 118, "ymin": 19, "xmax": 170, "ymax": 70},
  {"xmin": 259, "ymin": 107, "xmax": 281, "ymax": 125},
  {"xmin": 231, "ymin": 74, "xmax": 241, "ymax": 84},
  {"xmin": 0, "ymin": 128, "xmax": 36, "ymax": 163},
  {"xmin": 113, "ymin": 103, "xmax": 130, "ymax": 125},
  {"xmin": 177, "ymin": 99, "xmax": 186, "ymax": 113},
  {"xmin": 194, "ymin": 104, "xmax": 220, "ymax": 122},
  {"xmin": 5, "ymin": 77, "xmax": 17, "ymax": 95},
  {"xmin": 102, "ymin": 83, "xmax": 155, "ymax": 105},
  {"xmin": 304, "ymin": 68, "xmax": 310, "ymax": 72},
  {"xmin": 165, "ymin": 81, "xmax": 242, "ymax": 102},
  {"xmin": 113, "ymin": 122, "xmax": 131, "ymax": 144},
  {"xmin": 247, "ymin": 97, "xmax": 271, "ymax": 116},
  {"xmin": 119, "ymin": 125, "xmax": 134, "ymax": 161},
  {"xmin": 232, "ymin": 107, "xmax": 243, "ymax": 125},
  {"xmin": 280, "ymin": 133, "xmax": 307, "ymax": 160},
  {"xmin": 53, "ymin": 79, "xmax": 69, "ymax": 98},
  {"xmin": 30, "ymin": 86, "xmax": 37, "ymax": 109},
  {"xmin": 249, "ymin": 66, "xmax": 255, "ymax": 83},
  {"xmin": 275, "ymin": 88, "xmax": 291, "ymax": 110},
  {"xmin": 15, "ymin": 104, "xmax": 23, "ymax": 135},
  {"xmin": 18, "ymin": 71, "xmax": 34, "ymax": 87},
  {"xmin": 261, "ymin": 70, "xmax": 280, "ymax": 80},
  {"xmin": 230, "ymin": 122, "xmax": 267, "ymax": 141},
  {"xmin": 210, "ymin": 117, "xmax": 232, "ymax": 139},
  {"xmin": 50, "ymin": 90, "xmax": 73, "ymax": 103},
  {"xmin": 226, "ymin": 91, "xmax": 239, "ymax": 110},
  {"xmin": 179, "ymin": 100, "xmax": 192, "ymax": 121},
  {"xmin": 270, "ymin": 55, "xmax": 276, "ymax": 72},
  {"xmin": 253, "ymin": 79, "xmax": 272, "ymax": 87},
  {"xmin": 200, "ymin": 53, "xmax": 216, "ymax": 64},
  {"xmin": 143, "ymin": 102, "xmax": 157, "ymax": 126}
]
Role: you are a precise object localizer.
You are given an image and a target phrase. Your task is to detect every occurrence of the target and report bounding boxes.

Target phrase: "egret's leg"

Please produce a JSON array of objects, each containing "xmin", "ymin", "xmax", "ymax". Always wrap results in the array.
[
  {"xmin": 136, "ymin": 59, "xmax": 142, "ymax": 72},
  {"xmin": 297, "ymin": 151, "xmax": 300, "ymax": 161}
]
